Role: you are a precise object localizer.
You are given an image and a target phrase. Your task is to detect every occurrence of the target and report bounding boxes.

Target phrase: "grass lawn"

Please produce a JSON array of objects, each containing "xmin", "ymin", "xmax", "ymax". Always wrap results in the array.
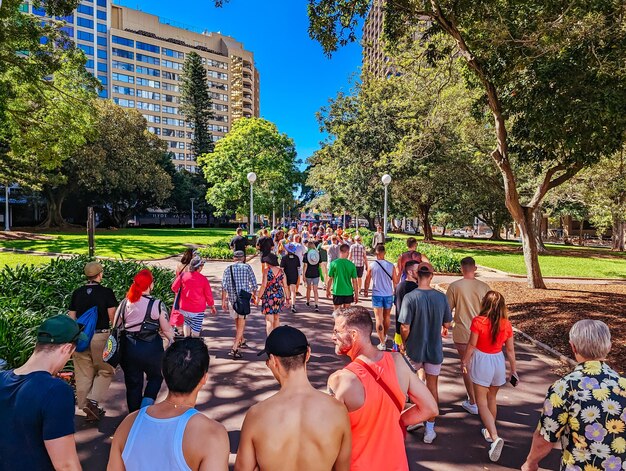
[
  {"xmin": 0, "ymin": 228, "xmax": 235, "ymax": 260},
  {"xmin": 391, "ymin": 233, "xmax": 626, "ymax": 278},
  {"xmin": 0, "ymin": 252, "xmax": 53, "ymax": 268}
]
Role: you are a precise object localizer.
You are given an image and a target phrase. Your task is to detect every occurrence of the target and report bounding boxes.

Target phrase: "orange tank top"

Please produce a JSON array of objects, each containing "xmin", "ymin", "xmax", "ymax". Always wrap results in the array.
[{"xmin": 344, "ymin": 352, "xmax": 409, "ymax": 471}]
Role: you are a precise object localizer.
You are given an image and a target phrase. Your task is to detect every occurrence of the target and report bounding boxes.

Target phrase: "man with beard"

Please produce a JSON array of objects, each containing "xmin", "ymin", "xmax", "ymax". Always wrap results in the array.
[{"xmin": 328, "ymin": 306, "xmax": 438, "ymax": 471}]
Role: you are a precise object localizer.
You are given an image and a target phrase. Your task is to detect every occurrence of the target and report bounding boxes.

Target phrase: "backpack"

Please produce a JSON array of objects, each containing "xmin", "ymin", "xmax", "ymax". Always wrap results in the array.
[
  {"xmin": 75, "ymin": 306, "xmax": 98, "ymax": 352},
  {"xmin": 306, "ymin": 248, "xmax": 320, "ymax": 266}
]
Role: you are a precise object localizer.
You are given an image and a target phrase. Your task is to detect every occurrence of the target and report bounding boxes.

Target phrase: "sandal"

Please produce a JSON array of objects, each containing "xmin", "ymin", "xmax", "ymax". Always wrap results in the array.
[{"xmin": 228, "ymin": 349, "xmax": 243, "ymax": 359}]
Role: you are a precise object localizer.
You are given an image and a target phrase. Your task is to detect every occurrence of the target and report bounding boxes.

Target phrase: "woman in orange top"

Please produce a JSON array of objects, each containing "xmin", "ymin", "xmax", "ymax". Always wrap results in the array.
[{"xmin": 461, "ymin": 291, "xmax": 517, "ymax": 463}]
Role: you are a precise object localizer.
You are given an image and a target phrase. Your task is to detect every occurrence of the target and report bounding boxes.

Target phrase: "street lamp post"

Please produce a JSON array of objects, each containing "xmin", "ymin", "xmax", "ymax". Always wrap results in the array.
[
  {"xmin": 247, "ymin": 172, "xmax": 257, "ymax": 236},
  {"xmin": 382, "ymin": 174, "xmax": 392, "ymax": 240},
  {"xmin": 4, "ymin": 183, "xmax": 10, "ymax": 232},
  {"xmin": 190, "ymin": 198, "xmax": 195, "ymax": 229},
  {"xmin": 282, "ymin": 200, "xmax": 285, "ymax": 226},
  {"xmin": 271, "ymin": 191, "xmax": 275, "ymax": 229}
]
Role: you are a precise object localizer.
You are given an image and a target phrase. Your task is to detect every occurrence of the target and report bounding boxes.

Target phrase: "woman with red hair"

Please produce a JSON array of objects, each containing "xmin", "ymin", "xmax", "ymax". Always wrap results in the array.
[{"xmin": 115, "ymin": 269, "xmax": 175, "ymax": 412}]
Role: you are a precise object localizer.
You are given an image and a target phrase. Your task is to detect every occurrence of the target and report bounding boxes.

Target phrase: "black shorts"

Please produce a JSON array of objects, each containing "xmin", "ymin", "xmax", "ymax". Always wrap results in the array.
[
  {"xmin": 356, "ymin": 266, "xmax": 364, "ymax": 278},
  {"xmin": 333, "ymin": 294, "xmax": 354, "ymax": 306}
]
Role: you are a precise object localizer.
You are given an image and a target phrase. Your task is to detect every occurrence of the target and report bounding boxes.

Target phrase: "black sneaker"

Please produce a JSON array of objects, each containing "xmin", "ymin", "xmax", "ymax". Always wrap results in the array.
[
  {"xmin": 291, "ymin": 306, "xmax": 296, "ymax": 313},
  {"xmin": 305, "ymin": 301, "xmax": 310, "ymax": 307},
  {"xmin": 314, "ymin": 305, "xmax": 319, "ymax": 312}
]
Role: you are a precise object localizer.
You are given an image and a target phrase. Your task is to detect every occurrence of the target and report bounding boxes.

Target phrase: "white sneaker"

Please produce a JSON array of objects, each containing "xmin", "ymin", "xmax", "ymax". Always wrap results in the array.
[
  {"xmin": 406, "ymin": 422, "xmax": 424, "ymax": 433},
  {"xmin": 481, "ymin": 428, "xmax": 493, "ymax": 443},
  {"xmin": 489, "ymin": 437, "xmax": 504, "ymax": 462},
  {"xmin": 423, "ymin": 426, "xmax": 437, "ymax": 444},
  {"xmin": 461, "ymin": 400, "xmax": 479, "ymax": 415}
]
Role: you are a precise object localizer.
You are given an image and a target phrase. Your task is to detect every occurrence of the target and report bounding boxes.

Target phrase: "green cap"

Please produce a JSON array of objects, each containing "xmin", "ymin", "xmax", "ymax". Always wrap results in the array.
[{"xmin": 37, "ymin": 315, "xmax": 88, "ymax": 344}]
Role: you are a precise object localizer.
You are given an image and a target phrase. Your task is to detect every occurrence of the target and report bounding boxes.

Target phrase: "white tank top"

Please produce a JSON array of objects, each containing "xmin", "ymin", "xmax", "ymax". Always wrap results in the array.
[{"xmin": 122, "ymin": 407, "xmax": 198, "ymax": 471}]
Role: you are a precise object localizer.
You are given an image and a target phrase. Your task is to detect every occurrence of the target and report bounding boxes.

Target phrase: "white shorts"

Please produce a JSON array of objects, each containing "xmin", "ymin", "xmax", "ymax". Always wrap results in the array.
[
  {"xmin": 469, "ymin": 350, "xmax": 506, "ymax": 387},
  {"xmin": 412, "ymin": 361, "xmax": 442, "ymax": 376}
]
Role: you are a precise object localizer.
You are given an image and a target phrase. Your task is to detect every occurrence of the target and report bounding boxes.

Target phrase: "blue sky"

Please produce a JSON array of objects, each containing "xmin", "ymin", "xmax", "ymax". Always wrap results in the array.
[{"xmin": 116, "ymin": 0, "xmax": 363, "ymax": 166}]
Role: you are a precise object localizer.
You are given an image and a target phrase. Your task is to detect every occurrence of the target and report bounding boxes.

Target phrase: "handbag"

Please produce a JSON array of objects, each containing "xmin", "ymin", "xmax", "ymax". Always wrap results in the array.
[
  {"xmin": 230, "ymin": 266, "xmax": 252, "ymax": 316},
  {"xmin": 103, "ymin": 300, "xmax": 127, "ymax": 367},
  {"xmin": 173, "ymin": 265, "xmax": 188, "ymax": 311}
]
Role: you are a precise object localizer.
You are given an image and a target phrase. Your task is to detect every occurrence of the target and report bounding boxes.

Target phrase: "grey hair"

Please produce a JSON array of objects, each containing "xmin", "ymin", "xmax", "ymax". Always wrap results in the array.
[
  {"xmin": 569, "ymin": 320, "xmax": 611, "ymax": 360},
  {"xmin": 189, "ymin": 255, "xmax": 204, "ymax": 272}
]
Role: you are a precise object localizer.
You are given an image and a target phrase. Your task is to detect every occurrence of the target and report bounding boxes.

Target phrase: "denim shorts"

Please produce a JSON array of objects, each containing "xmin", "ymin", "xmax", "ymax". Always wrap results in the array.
[{"xmin": 372, "ymin": 295, "xmax": 394, "ymax": 309}]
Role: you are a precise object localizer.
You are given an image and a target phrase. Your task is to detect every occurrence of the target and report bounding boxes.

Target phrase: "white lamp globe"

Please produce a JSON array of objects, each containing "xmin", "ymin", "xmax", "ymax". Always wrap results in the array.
[
  {"xmin": 381, "ymin": 174, "xmax": 392, "ymax": 185},
  {"xmin": 247, "ymin": 172, "xmax": 257, "ymax": 184}
]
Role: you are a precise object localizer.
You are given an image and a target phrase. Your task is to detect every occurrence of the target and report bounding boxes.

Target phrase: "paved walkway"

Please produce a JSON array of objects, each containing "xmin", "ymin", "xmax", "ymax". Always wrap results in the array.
[{"xmin": 74, "ymin": 256, "xmax": 565, "ymax": 470}]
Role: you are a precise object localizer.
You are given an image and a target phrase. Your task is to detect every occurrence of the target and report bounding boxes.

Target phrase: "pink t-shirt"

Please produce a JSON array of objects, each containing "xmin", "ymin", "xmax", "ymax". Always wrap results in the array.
[{"xmin": 171, "ymin": 271, "xmax": 214, "ymax": 313}]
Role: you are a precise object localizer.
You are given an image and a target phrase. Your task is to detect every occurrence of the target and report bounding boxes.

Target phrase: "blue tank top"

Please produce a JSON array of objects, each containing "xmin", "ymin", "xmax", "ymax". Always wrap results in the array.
[{"xmin": 122, "ymin": 407, "xmax": 198, "ymax": 471}]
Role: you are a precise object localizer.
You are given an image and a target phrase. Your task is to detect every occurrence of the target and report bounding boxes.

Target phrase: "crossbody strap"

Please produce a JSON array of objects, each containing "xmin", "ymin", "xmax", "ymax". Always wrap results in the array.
[
  {"xmin": 229, "ymin": 266, "xmax": 239, "ymax": 301},
  {"xmin": 375, "ymin": 260, "xmax": 393, "ymax": 280},
  {"xmin": 353, "ymin": 357, "xmax": 403, "ymax": 413}
]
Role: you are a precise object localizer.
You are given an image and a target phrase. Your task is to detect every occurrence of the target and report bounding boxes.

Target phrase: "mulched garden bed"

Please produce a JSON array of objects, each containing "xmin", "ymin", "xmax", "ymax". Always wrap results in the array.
[{"xmin": 440, "ymin": 281, "xmax": 626, "ymax": 374}]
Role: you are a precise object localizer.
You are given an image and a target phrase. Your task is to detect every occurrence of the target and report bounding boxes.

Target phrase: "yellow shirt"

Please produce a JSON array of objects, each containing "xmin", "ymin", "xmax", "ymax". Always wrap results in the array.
[{"xmin": 446, "ymin": 278, "xmax": 491, "ymax": 344}]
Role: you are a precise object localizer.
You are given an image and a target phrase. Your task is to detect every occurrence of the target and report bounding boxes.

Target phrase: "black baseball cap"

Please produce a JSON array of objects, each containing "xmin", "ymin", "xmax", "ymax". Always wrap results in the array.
[
  {"xmin": 257, "ymin": 325, "xmax": 309, "ymax": 357},
  {"xmin": 37, "ymin": 315, "xmax": 88, "ymax": 345}
]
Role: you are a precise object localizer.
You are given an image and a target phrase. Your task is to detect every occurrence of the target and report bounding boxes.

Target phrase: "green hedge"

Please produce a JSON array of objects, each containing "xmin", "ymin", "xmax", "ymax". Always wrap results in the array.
[
  {"xmin": 0, "ymin": 256, "xmax": 174, "ymax": 369},
  {"xmin": 345, "ymin": 227, "xmax": 374, "ymax": 249},
  {"xmin": 196, "ymin": 237, "xmax": 256, "ymax": 260},
  {"xmin": 384, "ymin": 239, "xmax": 462, "ymax": 273}
]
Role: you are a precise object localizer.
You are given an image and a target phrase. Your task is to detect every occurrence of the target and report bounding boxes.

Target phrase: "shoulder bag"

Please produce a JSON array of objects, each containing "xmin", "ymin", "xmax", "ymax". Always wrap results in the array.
[{"xmin": 230, "ymin": 266, "xmax": 252, "ymax": 316}]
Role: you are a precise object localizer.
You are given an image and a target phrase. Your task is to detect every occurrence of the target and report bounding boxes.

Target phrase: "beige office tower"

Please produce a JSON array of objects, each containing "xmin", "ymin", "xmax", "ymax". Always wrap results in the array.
[
  {"xmin": 109, "ymin": 5, "xmax": 260, "ymax": 172},
  {"xmin": 362, "ymin": 0, "xmax": 394, "ymax": 78}
]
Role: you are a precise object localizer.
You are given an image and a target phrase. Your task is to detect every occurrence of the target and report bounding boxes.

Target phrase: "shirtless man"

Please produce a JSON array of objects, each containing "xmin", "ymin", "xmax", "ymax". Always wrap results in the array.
[
  {"xmin": 235, "ymin": 326, "xmax": 351, "ymax": 471},
  {"xmin": 328, "ymin": 306, "xmax": 438, "ymax": 471},
  {"xmin": 108, "ymin": 338, "xmax": 229, "ymax": 471}
]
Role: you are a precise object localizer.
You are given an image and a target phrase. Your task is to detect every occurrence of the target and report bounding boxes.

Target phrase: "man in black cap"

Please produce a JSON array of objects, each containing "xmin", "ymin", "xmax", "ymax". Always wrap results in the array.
[
  {"xmin": 0, "ymin": 315, "xmax": 86, "ymax": 471},
  {"xmin": 235, "ymin": 326, "xmax": 351, "ymax": 471},
  {"xmin": 68, "ymin": 260, "xmax": 118, "ymax": 421}
]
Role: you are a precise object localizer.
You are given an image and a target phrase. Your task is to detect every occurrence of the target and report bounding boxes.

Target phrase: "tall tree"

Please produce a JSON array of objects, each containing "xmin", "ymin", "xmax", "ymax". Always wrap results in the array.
[
  {"xmin": 306, "ymin": 0, "xmax": 626, "ymax": 288},
  {"xmin": 180, "ymin": 51, "xmax": 214, "ymax": 157},
  {"xmin": 198, "ymin": 118, "xmax": 301, "ymax": 217}
]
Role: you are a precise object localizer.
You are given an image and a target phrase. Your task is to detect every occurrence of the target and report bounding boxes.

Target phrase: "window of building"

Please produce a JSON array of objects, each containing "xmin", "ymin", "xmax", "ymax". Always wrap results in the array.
[
  {"xmin": 210, "ymin": 92, "xmax": 228, "ymax": 102},
  {"xmin": 97, "ymin": 49, "xmax": 107, "ymax": 60},
  {"xmin": 162, "ymin": 59, "xmax": 183, "ymax": 70},
  {"xmin": 163, "ymin": 117, "xmax": 185, "ymax": 127},
  {"xmin": 99, "ymin": 89, "xmax": 108, "ymax": 98},
  {"xmin": 211, "ymin": 103, "xmax": 228, "ymax": 112},
  {"xmin": 97, "ymin": 74, "xmax": 107, "ymax": 85},
  {"xmin": 148, "ymin": 127, "xmax": 161, "ymax": 135},
  {"xmin": 97, "ymin": 62, "xmax": 107, "ymax": 72},
  {"xmin": 19, "ymin": 3, "xmax": 28, "ymax": 12},
  {"xmin": 112, "ymin": 60, "xmax": 134, "ymax": 72},
  {"xmin": 97, "ymin": 23, "xmax": 106, "ymax": 33},
  {"xmin": 136, "ymin": 42, "xmax": 160, "ymax": 53},
  {"xmin": 162, "ymin": 71, "xmax": 180, "ymax": 81},
  {"xmin": 78, "ymin": 44, "xmax": 94, "ymax": 56},
  {"xmin": 97, "ymin": 10, "xmax": 106, "ymax": 20},
  {"xmin": 162, "ymin": 48, "xmax": 184, "ymax": 59},
  {"xmin": 136, "ymin": 101, "xmax": 160, "ymax": 111},
  {"xmin": 77, "ymin": 4, "xmax": 94, "ymax": 15},
  {"xmin": 77, "ymin": 17, "xmax": 93, "ymax": 28},
  {"xmin": 85, "ymin": 59, "xmax": 94, "ymax": 69},
  {"xmin": 32, "ymin": 6, "xmax": 45, "ymax": 15},
  {"xmin": 114, "ymin": 98, "xmax": 134, "ymax": 108},
  {"xmin": 136, "ymin": 53, "xmax": 160, "ymax": 65},
  {"xmin": 206, "ymin": 58, "xmax": 228, "ymax": 70},
  {"xmin": 97, "ymin": 0, "xmax": 106, "ymax": 6},
  {"xmin": 112, "ymin": 72, "xmax": 134, "ymax": 84},
  {"xmin": 77, "ymin": 31, "xmax": 94, "ymax": 41},
  {"xmin": 163, "ymin": 94, "xmax": 179, "ymax": 103},
  {"xmin": 97, "ymin": 35, "xmax": 107, "ymax": 47},
  {"xmin": 112, "ymin": 48, "xmax": 133, "ymax": 59},
  {"xmin": 136, "ymin": 66, "xmax": 160, "ymax": 77},
  {"xmin": 163, "ymin": 106, "xmax": 178, "ymax": 114},
  {"xmin": 144, "ymin": 115, "xmax": 161, "ymax": 123},
  {"xmin": 137, "ymin": 78, "xmax": 160, "ymax": 89},
  {"xmin": 207, "ymin": 70, "xmax": 228, "ymax": 80},
  {"xmin": 177, "ymin": 130, "xmax": 186, "ymax": 138},
  {"xmin": 213, "ymin": 114, "xmax": 228, "ymax": 123},
  {"xmin": 113, "ymin": 85, "xmax": 135, "ymax": 96},
  {"xmin": 208, "ymin": 81, "xmax": 228, "ymax": 91},
  {"xmin": 60, "ymin": 26, "xmax": 74, "ymax": 37},
  {"xmin": 112, "ymin": 36, "xmax": 133, "ymax": 47},
  {"xmin": 162, "ymin": 128, "xmax": 175, "ymax": 137},
  {"xmin": 136, "ymin": 90, "xmax": 160, "ymax": 100},
  {"xmin": 161, "ymin": 82, "xmax": 179, "ymax": 92}
]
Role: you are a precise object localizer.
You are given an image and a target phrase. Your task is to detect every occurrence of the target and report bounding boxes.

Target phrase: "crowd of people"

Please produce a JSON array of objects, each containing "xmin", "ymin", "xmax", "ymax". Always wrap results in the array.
[{"xmin": 0, "ymin": 221, "xmax": 624, "ymax": 471}]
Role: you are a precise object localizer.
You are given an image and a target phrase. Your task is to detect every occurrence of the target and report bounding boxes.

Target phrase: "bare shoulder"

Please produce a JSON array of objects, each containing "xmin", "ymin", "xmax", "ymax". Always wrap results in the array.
[
  {"xmin": 114, "ymin": 410, "xmax": 139, "ymax": 440},
  {"xmin": 329, "ymin": 368, "xmax": 360, "ymax": 392},
  {"xmin": 187, "ymin": 412, "xmax": 228, "ymax": 440}
]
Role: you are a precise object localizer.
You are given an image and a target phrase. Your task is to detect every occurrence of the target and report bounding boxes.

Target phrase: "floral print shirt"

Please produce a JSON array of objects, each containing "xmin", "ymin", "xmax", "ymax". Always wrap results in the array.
[{"xmin": 538, "ymin": 361, "xmax": 626, "ymax": 471}]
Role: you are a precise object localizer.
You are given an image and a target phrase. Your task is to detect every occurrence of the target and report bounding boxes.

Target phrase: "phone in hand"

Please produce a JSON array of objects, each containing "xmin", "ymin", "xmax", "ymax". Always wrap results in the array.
[{"xmin": 510, "ymin": 373, "xmax": 519, "ymax": 387}]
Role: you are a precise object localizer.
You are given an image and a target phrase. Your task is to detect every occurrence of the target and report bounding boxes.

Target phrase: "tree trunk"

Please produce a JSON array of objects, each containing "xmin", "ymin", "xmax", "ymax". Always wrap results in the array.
[
  {"xmin": 490, "ymin": 223, "xmax": 503, "ymax": 240},
  {"xmin": 419, "ymin": 204, "xmax": 434, "ymax": 241},
  {"xmin": 612, "ymin": 217, "xmax": 625, "ymax": 251},
  {"xmin": 519, "ymin": 207, "xmax": 547, "ymax": 288},
  {"xmin": 579, "ymin": 220, "xmax": 585, "ymax": 246},
  {"xmin": 441, "ymin": 225, "xmax": 446, "ymax": 237},
  {"xmin": 40, "ymin": 188, "xmax": 68, "ymax": 228},
  {"xmin": 533, "ymin": 207, "xmax": 547, "ymax": 253}
]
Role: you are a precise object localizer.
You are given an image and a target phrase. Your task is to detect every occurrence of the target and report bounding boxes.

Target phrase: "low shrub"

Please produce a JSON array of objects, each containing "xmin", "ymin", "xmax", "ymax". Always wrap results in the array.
[
  {"xmin": 196, "ymin": 237, "xmax": 256, "ymax": 260},
  {"xmin": 384, "ymin": 239, "xmax": 461, "ymax": 274},
  {"xmin": 345, "ymin": 227, "xmax": 374, "ymax": 249},
  {"xmin": 0, "ymin": 255, "xmax": 174, "ymax": 369}
]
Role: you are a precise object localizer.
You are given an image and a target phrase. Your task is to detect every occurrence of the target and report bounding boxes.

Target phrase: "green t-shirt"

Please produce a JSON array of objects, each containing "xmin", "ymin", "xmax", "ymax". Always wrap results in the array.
[{"xmin": 328, "ymin": 258, "xmax": 357, "ymax": 296}]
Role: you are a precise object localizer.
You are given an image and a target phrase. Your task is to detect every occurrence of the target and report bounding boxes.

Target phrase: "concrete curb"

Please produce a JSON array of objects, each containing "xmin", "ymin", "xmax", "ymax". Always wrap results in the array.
[{"xmin": 434, "ymin": 283, "xmax": 577, "ymax": 368}]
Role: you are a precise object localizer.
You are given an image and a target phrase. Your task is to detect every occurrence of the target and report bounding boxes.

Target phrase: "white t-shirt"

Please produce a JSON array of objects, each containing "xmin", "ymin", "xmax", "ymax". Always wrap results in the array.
[{"xmin": 369, "ymin": 259, "xmax": 395, "ymax": 297}]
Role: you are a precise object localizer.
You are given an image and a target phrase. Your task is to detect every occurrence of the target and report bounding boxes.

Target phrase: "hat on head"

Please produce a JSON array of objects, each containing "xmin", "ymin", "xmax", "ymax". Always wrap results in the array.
[
  {"xmin": 285, "ymin": 243, "xmax": 297, "ymax": 253},
  {"xmin": 262, "ymin": 253, "xmax": 279, "ymax": 267},
  {"xmin": 37, "ymin": 315, "xmax": 88, "ymax": 345},
  {"xmin": 417, "ymin": 262, "xmax": 434, "ymax": 274},
  {"xmin": 190, "ymin": 255, "xmax": 204, "ymax": 270},
  {"xmin": 257, "ymin": 325, "xmax": 309, "ymax": 357},
  {"xmin": 233, "ymin": 250, "xmax": 245, "ymax": 259},
  {"xmin": 84, "ymin": 261, "xmax": 103, "ymax": 278}
]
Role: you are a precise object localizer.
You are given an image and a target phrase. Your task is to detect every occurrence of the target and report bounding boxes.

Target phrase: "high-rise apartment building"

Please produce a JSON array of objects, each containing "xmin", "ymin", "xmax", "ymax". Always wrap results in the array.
[
  {"xmin": 362, "ymin": 0, "xmax": 394, "ymax": 78},
  {"xmin": 21, "ymin": 0, "xmax": 111, "ymax": 98},
  {"xmin": 23, "ymin": 0, "xmax": 260, "ymax": 173}
]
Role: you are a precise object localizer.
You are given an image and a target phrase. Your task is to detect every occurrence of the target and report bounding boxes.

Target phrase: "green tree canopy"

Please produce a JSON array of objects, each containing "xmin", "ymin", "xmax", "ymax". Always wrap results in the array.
[
  {"xmin": 180, "ymin": 51, "xmax": 214, "ymax": 157},
  {"xmin": 198, "ymin": 118, "xmax": 301, "ymax": 217}
]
